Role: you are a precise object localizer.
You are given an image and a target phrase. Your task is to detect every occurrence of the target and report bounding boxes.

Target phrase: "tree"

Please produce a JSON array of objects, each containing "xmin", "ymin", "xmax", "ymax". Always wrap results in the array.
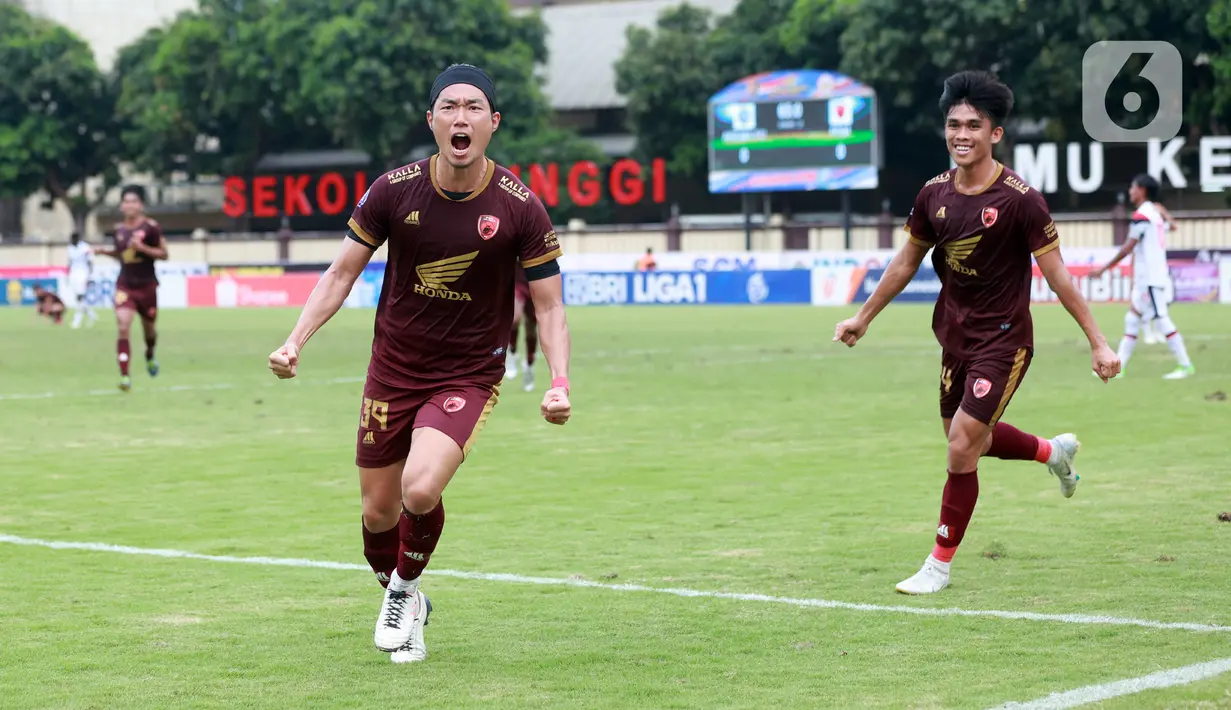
[
  {"xmin": 0, "ymin": 3, "xmax": 121, "ymax": 236},
  {"xmin": 615, "ymin": 3, "xmax": 723, "ymax": 182}
]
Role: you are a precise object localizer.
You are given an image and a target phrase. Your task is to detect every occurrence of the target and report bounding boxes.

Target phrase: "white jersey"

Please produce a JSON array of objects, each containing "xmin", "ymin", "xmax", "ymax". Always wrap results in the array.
[
  {"xmin": 1128, "ymin": 201, "xmax": 1170, "ymax": 288},
  {"xmin": 67, "ymin": 241, "xmax": 94, "ymax": 275}
]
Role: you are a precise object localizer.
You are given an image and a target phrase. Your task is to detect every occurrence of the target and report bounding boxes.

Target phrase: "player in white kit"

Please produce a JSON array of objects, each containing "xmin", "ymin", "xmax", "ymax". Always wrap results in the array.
[
  {"xmin": 1093, "ymin": 175, "xmax": 1195, "ymax": 379},
  {"xmin": 66, "ymin": 232, "xmax": 98, "ymax": 329}
]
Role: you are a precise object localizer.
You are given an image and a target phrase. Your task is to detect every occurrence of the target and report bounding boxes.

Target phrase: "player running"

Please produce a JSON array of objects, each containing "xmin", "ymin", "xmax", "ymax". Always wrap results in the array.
[
  {"xmin": 95, "ymin": 186, "xmax": 168, "ymax": 391},
  {"xmin": 503, "ymin": 264, "xmax": 539, "ymax": 392},
  {"xmin": 1092, "ymin": 177, "xmax": 1194, "ymax": 379},
  {"xmin": 33, "ymin": 285, "xmax": 65, "ymax": 325},
  {"xmin": 267, "ymin": 64, "xmax": 572, "ymax": 663},
  {"xmin": 66, "ymin": 232, "xmax": 98, "ymax": 329},
  {"xmin": 833, "ymin": 71, "xmax": 1119, "ymax": 595}
]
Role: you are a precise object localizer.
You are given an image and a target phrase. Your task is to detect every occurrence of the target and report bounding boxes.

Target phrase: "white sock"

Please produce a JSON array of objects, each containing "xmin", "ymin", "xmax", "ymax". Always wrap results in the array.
[
  {"xmin": 72, "ymin": 309, "xmax": 83, "ymax": 327},
  {"xmin": 1166, "ymin": 332, "xmax": 1192, "ymax": 368},
  {"xmin": 1117, "ymin": 336, "xmax": 1137, "ymax": 366},
  {"xmin": 388, "ymin": 569, "xmax": 419, "ymax": 592}
]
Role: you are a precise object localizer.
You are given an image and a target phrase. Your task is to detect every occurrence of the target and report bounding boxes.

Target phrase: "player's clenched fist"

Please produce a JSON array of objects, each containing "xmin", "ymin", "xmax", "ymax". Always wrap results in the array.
[
  {"xmin": 1091, "ymin": 343, "xmax": 1121, "ymax": 383},
  {"xmin": 541, "ymin": 386, "xmax": 570, "ymax": 425},
  {"xmin": 269, "ymin": 343, "xmax": 299, "ymax": 379},
  {"xmin": 833, "ymin": 317, "xmax": 868, "ymax": 347}
]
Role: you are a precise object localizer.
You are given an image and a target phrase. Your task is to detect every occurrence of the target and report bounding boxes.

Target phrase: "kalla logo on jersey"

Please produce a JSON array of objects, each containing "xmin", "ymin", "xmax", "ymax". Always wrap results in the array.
[
  {"xmin": 442, "ymin": 396, "xmax": 466, "ymax": 413},
  {"xmin": 982, "ymin": 206, "xmax": 999, "ymax": 228},
  {"xmin": 414, "ymin": 251, "xmax": 478, "ymax": 301},
  {"xmin": 477, "ymin": 215, "xmax": 500, "ymax": 240},
  {"xmin": 972, "ymin": 378, "xmax": 992, "ymax": 399}
]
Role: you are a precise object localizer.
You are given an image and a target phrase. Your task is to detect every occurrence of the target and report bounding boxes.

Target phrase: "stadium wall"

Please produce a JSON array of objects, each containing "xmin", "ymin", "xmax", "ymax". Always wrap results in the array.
[
  {"xmin": 5, "ymin": 248, "xmax": 1226, "ymax": 309},
  {"xmin": 5, "ymin": 215, "xmax": 1231, "ymax": 267}
]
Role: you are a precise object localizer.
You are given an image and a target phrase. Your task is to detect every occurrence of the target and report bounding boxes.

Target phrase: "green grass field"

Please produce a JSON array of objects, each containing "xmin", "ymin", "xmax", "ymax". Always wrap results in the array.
[{"xmin": 2, "ymin": 303, "xmax": 1230, "ymax": 709}]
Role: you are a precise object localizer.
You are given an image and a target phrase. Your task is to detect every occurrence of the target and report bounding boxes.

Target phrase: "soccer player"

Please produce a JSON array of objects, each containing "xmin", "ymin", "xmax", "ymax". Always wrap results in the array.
[
  {"xmin": 1093, "ymin": 184, "xmax": 1193, "ymax": 378},
  {"xmin": 33, "ymin": 285, "xmax": 65, "ymax": 324},
  {"xmin": 267, "ymin": 64, "xmax": 572, "ymax": 663},
  {"xmin": 503, "ymin": 264, "xmax": 539, "ymax": 392},
  {"xmin": 95, "ymin": 186, "xmax": 168, "ymax": 391},
  {"xmin": 833, "ymin": 71, "xmax": 1120, "ymax": 595},
  {"xmin": 66, "ymin": 232, "xmax": 98, "ymax": 329},
  {"xmin": 1138, "ymin": 203, "xmax": 1176, "ymax": 345}
]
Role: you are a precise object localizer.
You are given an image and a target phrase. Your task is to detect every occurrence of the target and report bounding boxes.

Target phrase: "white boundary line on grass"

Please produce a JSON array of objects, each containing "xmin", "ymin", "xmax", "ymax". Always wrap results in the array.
[
  {"xmin": 0, "ymin": 376, "xmax": 365, "ymax": 402},
  {"xmin": 3, "ymin": 533, "xmax": 1229, "ymax": 635},
  {"xmin": 988, "ymin": 656, "xmax": 1231, "ymax": 709}
]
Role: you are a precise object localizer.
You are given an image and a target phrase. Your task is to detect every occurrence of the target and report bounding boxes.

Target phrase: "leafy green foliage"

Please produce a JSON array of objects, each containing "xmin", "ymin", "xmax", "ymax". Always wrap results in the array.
[{"xmin": 0, "ymin": 3, "xmax": 119, "ymax": 219}]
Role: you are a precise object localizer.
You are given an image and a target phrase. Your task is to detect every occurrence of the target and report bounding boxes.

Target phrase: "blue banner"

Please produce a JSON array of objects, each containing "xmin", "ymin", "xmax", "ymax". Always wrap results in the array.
[
  {"xmin": 851, "ymin": 266, "xmax": 942, "ymax": 303},
  {"xmin": 1, "ymin": 278, "xmax": 59, "ymax": 306},
  {"xmin": 563, "ymin": 270, "xmax": 812, "ymax": 306}
]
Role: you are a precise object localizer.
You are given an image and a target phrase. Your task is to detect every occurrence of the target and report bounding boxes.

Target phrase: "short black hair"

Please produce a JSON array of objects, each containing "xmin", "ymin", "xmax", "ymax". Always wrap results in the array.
[
  {"xmin": 120, "ymin": 184, "xmax": 146, "ymax": 202},
  {"xmin": 1131, "ymin": 173, "xmax": 1160, "ymax": 201},
  {"xmin": 939, "ymin": 71, "xmax": 1015, "ymax": 126}
]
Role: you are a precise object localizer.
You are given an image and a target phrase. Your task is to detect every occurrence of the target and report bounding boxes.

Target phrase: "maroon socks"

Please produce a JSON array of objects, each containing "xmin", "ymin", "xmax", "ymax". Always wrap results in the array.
[
  {"xmin": 932, "ymin": 470, "xmax": 979, "ymax": 562},
  {"xmin": 396, "ymin": 500, "xmax": 445, "ymax": 581}
]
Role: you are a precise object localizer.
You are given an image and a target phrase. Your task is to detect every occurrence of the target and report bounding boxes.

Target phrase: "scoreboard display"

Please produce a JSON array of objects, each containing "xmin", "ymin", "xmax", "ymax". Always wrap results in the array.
[
  {"xmin": 706, "ymin": 70, "xmax": 880, "ymax": 193},
  {"xmin": 709, "ymin": 97, "xmax": 875, "ymax": 171}
]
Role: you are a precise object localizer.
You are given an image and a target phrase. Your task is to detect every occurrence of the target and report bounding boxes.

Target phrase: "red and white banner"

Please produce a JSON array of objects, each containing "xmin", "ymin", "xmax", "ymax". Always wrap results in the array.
[
  {"xmin": 1031, "ymin": 263, "xmax": 1133, "ymax": 303},
  {"xmin": 187, "ymin": 274, "xmax": 321, "ymax": 308}
]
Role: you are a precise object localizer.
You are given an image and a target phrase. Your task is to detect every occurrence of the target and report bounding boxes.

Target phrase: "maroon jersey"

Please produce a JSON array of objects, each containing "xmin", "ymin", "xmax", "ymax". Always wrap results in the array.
[
  {"xmin": 113, "ymin": 219, "xmax": 163, "ymax": 288},
  {"xmin": 348, "ymin": 155, "xmax": 562, "ymax": 386},
  {"xmin": 904, "ymin": 165, "xmax": 1060, "ymax": 360}
]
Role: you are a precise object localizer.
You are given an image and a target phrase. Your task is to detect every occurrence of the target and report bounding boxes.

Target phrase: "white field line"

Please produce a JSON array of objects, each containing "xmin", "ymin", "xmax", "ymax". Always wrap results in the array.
[
  {"xmin": 988, "ymin": 656, "xmax": 1231, "ymax": 709},
  {"xmin": 2, "ymin": 534, "xmax": 1229, "ymax": 635},
  {"xmin": 0, "ymin": 376, "xmax": 365, "ymax": 402}
]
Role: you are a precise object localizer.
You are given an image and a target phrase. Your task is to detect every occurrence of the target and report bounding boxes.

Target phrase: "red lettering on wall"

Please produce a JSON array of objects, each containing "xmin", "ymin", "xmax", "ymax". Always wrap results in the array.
[
  {"xmin": 222, "ymin": 177, "xmax": 247, "ymax": 218},
  {"xmin": 508, "ymin": 165, "xmax": 522, "ymax": 181},
  {"xmin": 567, "ymin": 161, "xmax": 601, "ymax": 207},
  {"xmin": 252, "ymin": 176, "xmax": 277, "ymax": 218},
  {"xmin": 651, "ymin": 158, "xmax": 666, "ymax": 204},
  {"xmin": 529, "ymin": 163, "xmax": 559, "ymax": 207},
  {"xmin": 284, "ymin": 175, "xmax": 312, "ymax": 216},
  {"xmin": 354, "ymin": 172, "xmax": 368, "ymax": 204},
  {"xmin": 317, "ymin": 172, "xmax": 346, "ymax": 215},
  {"xmin": 609, "ymin": 159, "xmax": 643, "ymax": 206}
]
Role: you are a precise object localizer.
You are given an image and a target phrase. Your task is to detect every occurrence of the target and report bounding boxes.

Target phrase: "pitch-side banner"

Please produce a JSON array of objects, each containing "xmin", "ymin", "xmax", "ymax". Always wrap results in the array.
[
  {"xmin": 563, "ymin": 270, "xmax": 812, "ymax": 306},
  {"xmin": 186, "ymin": 274, "xmax": 321, "ymax": 307}
]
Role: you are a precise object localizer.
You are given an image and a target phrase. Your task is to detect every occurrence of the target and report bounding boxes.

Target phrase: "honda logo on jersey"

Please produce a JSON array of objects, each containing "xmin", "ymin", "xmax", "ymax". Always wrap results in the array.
[
  {"xmin": 478, "ymin": 215, "xmax": 500, "ymax": 240},
  {"xmin": 982, "ymin": 207, "xmax": 999, "ymax": 228}
]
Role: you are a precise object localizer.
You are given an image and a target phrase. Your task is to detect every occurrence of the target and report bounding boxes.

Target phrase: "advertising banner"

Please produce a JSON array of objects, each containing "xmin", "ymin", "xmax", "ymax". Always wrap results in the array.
[
  {"xmin": 186, "ymin": 273, "xmax": 321, "ymax": 307},
  {"xmin": 1031, "ymin": 263, "xmax": 1132, "ymax": 303},
  {"xmin": 810, "ymin": 266, "xmax": 860, "ymax": 306},
  {"xmin": 851, "ymin": 266, "xmax": 943, "ymax": 304},
  {"xmin": 562, "ymin": 270, "xmax": 812, "ymax": 306},
  {"xmin": 1170, "ymin": 261, "xmax": 1220, "ymax": 303},
  {"xmin": 1, "ymin": 277, "xmax": 59, "ymax": 306}
]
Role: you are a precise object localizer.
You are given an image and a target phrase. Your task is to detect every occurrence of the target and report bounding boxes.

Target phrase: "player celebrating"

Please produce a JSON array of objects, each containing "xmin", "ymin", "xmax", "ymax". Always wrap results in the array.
[
  {"xmin": 267, "ymin": 64, "xmax": 572, "ymax": 663},
  {"xmin": 1093, "ymin": 180, "xmax": 1194, "ymax": 379},
  {"xmin": 503, "ymin": 264, "xmax": 539, "ymax": 392},
  {"xmin": 95, "ymin": 186, "xmax": 168, "ymax": 391},
  {"xmin": 833, "ymin": 71, "xmax": 1119, "ymax": 595},
  {"xmin": 33, "ymin": 285, "xmax": 65, "ymax": 324},
  {"xmin": 66, "ymin": 232, "xmax": 98, "ymax": 329}
]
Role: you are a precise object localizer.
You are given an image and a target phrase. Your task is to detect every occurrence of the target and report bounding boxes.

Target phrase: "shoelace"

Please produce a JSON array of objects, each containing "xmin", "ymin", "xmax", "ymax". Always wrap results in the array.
[{"xmin": 383, "ymin": 590, "xmax": 412, "ymax": 628}]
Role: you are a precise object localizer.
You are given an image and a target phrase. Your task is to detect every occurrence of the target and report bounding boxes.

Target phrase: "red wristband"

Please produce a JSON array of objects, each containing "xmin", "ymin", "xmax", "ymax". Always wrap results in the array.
[{"xmin": 551, "ymin": 377, "xmax": 570, "ymax": 393}]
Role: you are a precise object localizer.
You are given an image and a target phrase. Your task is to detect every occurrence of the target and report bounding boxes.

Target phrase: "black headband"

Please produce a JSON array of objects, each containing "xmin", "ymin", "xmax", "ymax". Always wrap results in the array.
[{"xmin": 429, "ymin": 64, "xmax": 496, "ymax": 113}]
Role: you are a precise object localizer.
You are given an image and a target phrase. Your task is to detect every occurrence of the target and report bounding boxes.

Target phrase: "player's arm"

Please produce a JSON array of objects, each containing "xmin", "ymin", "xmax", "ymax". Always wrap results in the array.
[
  {"xmin": 1093, "ymin": 219, "xmax": 1146, "ymax": 277},
  {"xmin": 282, "ymin": 237, "xmax": 375, "ymax": 352},
  {"xmin": 130, "ymin": 226, "xmax": 169, "ymax": 260},
  {"xmin": 1027, "ymin": 194, "xmax": 1120, "ymax": 380},
  {"xmin": 518, "ymin": 195, "xmax": 570, "ymax": 423}
]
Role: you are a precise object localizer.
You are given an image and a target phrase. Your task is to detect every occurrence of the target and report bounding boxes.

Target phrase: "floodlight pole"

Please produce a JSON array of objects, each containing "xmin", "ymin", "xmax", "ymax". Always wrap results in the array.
[
  {"xmin": 742, "ymin": 193, "xmax": 752, "ymax": 251},
  {"xmin": 841, "ymin": 190, "xmax": 852, "ymax": 250}
]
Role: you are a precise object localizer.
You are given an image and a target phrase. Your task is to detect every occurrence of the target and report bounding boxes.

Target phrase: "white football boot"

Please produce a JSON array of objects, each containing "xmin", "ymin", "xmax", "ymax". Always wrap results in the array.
[
  {"xmin": 1045, "ymin": 433, "xmax": 1081, "ymax": 499},
  {"xmin": 895, "ymin": 555, "xmax": 950, "ymax": 595},
  {"xmin": 389, "ymin": 594, "xmax": 432, "ymax": 664},
  {"xmin": 522, "ymin": 362, "xmax": 535, "ymax": 392},
  {"xmin": 373, "ymin": 570, "xmax": 423, "ymax": 651},
  {"xmin": 504, "ymin": 351, "xmax": 519, "ymax": 381}
]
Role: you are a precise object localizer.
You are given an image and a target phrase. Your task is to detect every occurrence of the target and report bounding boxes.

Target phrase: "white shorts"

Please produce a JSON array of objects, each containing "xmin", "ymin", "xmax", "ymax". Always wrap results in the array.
[
  {"xmin": 67, "ymin": 272, "xmax": 89, "ymax": 299},
  {"xmin": 1131, "ymin": 285, "xmax": 1170, "ymax": 320}
]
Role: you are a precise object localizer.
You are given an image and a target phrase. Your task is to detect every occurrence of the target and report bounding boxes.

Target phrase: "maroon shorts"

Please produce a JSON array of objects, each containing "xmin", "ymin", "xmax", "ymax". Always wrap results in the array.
[
  {"xmin": 355, "ymin": 377, "xmax": 500, "ymax": 468},
  {"xmin": 939, "ymin": 347, "xmax": 1032, "ymax": 425},
  {"xmin": 115, "ymin": 283, "xmax": 158, "ymax": 320}
]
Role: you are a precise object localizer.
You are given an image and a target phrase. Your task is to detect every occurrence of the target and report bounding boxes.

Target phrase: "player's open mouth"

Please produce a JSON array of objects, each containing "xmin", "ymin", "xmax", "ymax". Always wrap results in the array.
[
  {"xmin": 952, "ymin": 144, "xmax": 972, "ymax": 157},
  {"xmin": 451, "ymin": 133, "xmax": 471, "ymax": 155}
]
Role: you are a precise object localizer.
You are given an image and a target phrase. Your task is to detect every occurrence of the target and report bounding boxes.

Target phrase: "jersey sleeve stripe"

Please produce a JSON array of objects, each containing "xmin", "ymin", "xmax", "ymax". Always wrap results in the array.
[
  {"xmin": 347, "ymin": 218, "xmax": 381, "ymax": 247},
  {"xmin": 521, "ymin": 248, "xmax": 563, "ymax": 269},
  {"xmin": 1031, "ymin": 240, "xmax": 1060, "ymax": 258}
]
